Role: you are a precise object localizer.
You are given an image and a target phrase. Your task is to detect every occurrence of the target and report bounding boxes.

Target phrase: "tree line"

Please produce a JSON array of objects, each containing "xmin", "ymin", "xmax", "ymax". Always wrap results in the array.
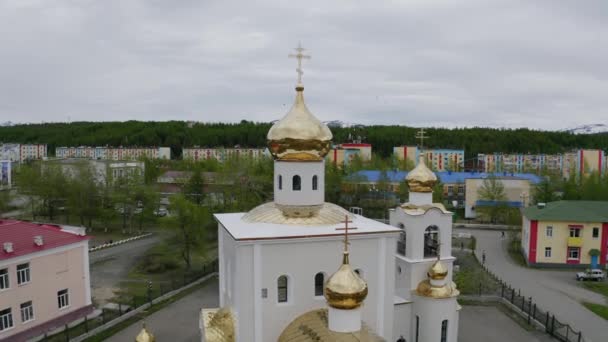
[{"xmin": 2, "ymin": 121, "xmax": 607, "ymax": 158}]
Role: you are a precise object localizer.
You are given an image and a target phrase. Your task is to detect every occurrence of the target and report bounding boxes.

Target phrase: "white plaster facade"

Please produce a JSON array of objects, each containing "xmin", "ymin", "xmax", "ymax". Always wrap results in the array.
[{"xmin": 273, "ymin": 161, "xmax": 325, "ymax": 207}]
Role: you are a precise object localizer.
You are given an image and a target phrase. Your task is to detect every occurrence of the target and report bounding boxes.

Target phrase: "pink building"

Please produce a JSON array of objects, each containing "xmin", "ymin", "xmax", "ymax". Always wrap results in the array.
[{"xmin": 0, "ymin": 220, "xmax": 92, "ymax": 341}]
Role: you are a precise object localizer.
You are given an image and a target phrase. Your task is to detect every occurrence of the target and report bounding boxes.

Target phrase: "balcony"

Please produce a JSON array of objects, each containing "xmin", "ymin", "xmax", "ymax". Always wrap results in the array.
[{"xmin": 567, "ymin": 237, "xmax": 583, "ymax": 247}]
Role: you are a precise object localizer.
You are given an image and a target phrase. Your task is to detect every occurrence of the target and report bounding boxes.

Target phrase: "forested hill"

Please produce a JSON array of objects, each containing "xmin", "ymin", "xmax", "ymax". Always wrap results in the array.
[{"xmin": 1, "ymin": 121, "xmax": 607, "ymax": 158}]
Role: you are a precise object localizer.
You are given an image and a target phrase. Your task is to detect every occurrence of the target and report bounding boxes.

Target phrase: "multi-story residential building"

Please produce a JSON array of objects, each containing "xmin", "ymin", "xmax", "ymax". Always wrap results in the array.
[
  {"xmin": 464, "ymin": 176, "xmax": 538, "ymax": 219},
  {"xmin": 522, "ymin": 201, "xmax": 608, "ymax": 268},
  {"xmin": 0, "ymin": 144, "xmax": 47, "ymax": 163},
  {"xmin": 0, "ymin": 161, "xmax": 10, "ymax": 189},
  {"xmin": 55, "ymin": 146, "xmax": 170, "ymax": 161},
  {"xmin": 477, "ymin": 149, "xmax": 606, "ymax": 177},
  {"xmin": 182, "ymin": 147, "xmax": 268, "ymax": 162},
  {"xmin": 0, "ymin": 220, "xmax": 92, "ymax": 340},
  {"xmin": 45, "ymin": 158, "xmax": 145, "ymax": 186},
  {"xmin": 326, "ymin": 143, "xmax": 372, "ymax": 166},
  {"xmin": 393, "ymin": 146, "xmax": 464, "ymax": 171}
]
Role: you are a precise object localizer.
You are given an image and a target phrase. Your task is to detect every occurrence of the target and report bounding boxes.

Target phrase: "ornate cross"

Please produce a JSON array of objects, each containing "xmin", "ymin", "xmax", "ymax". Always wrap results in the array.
[
  {"xmin": 336, "ymin": 215, "xmax": 358, "ymax": 253},
  {"xmin": 415, "ymin": 128, "xmax": 428, "ymax": 150},
  {"xmin": 288, "ymin": 42, "xmax": 311, "ymax": 85}
]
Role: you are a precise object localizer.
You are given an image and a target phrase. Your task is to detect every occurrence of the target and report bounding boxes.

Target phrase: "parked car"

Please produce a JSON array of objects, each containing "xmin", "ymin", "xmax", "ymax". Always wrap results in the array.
[
  {"xmin": 153, "ymin": 208, "xmax": 168, "ymax": 217},
  {"xmin": 576, "ymin": 269, "xmax": 606, "ymax": 281}
]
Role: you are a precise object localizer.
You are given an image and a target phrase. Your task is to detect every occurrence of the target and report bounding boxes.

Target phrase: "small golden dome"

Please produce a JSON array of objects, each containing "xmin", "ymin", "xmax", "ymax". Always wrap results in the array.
[
  {"xmin": 428, "ymin": 259, "xmax": 448, "ymax": 280},
  {"xmin": 135, "ymin": 323, "xmax": 155, "ymax": 342},
  {"xmin": 267, "ymin": 87, "xmax": 333, "ymax": 161},
  {"xmin": 406, "ymin": 155, "xmax": 437, "ymax": 192},
  {"xmin": 415, "ymin": 280, "xmax": 459, "ymax": 299},
  {"xmin": 324, "ymin": 252, "xmax": 368, "ymax": 310}
]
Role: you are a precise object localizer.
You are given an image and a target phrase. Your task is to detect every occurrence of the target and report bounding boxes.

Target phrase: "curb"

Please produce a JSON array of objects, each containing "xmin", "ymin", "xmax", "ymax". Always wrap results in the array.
[{"xmin": 89, "ymin": 233, "xmax": 153, "ymax": 252}]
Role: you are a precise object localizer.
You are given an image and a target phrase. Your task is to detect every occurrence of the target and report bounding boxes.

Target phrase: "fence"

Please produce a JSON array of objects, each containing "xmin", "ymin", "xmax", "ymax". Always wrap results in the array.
[
  {"xmin": 37, "ymin": 259, "xmax": 218, "ymax": 342},
  {"xmin": 479, "ymin": 262, "xmax": 585, "ymax": 342}
]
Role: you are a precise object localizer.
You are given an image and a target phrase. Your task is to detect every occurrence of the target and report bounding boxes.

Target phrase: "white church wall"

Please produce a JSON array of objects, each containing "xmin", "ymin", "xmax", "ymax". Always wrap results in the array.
[
  {"xmin": 393, "ymin": 302, "xmax": 411, "ymax": 342},
  {"xmin": 274, "ymin": 161, "xmax": 325, "ymax": 206},
  {"xmin": 411, "ymin": 295, "xmax": 459, "ymax": 342}
]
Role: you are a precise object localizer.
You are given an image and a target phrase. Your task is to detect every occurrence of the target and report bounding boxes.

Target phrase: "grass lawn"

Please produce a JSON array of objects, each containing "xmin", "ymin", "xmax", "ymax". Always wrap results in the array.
[
  {"xmin": 506, "ymin": 238, "xmax": 527, "ymax": 267},
  {"xmin": 113, "ymin": 238, "xmax": 218, "ymax": 304},
  {"xmin": 453, "ymin": 251, "xmax": 500, "ymax": 295},
  {"xmin": 582, "ymin": 302, "xmax": 608, "ymax": 320},
  {"xmin": 582, "ymin": 281, "xmax": 608, "ymax": 297}
]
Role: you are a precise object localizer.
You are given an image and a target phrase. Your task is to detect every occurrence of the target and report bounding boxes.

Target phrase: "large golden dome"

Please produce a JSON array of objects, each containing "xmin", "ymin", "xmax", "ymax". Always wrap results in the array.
[
  {"xmin": 406, "ymin": 155, "xmax": 437, "ymax": 192},
  {"xmin": 324, "ymin": 252, "xmax": 368, "ymax": 310},
  {"xmin": 267, "ymin": 86, "xmax": 333, "ymax": 161}
]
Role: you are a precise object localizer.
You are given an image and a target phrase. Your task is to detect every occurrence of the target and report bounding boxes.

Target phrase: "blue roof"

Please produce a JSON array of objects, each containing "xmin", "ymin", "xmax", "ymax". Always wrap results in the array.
[
  {"xmin": 349, "ymin": 170, "xmax": 544, "ymax": 184},
  {"xmin": 475, "ymin": 200, "xmax": 522, "ymax": 208}
]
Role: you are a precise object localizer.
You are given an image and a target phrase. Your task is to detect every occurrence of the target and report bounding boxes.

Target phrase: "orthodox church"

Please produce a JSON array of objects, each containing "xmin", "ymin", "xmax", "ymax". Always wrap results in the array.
[{"xmin": 198, "ymin": 46, "xmax": 460, "ymax": 342}]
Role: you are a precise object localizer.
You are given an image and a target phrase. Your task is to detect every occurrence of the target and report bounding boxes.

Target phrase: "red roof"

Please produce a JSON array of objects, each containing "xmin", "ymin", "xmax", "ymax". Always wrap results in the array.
[{"xmin": 0, "ymin": 220, "xmax": 89, "ymax": 261}]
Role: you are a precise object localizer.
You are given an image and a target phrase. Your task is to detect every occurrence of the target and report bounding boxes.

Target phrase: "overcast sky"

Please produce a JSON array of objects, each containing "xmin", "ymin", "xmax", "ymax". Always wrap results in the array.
[{"xmin": 0, "ymin": 0, "xmax": 606, "ymax": 130}]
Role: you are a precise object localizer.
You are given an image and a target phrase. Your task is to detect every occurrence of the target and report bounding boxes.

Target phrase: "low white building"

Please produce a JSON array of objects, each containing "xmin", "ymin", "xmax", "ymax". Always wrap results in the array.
[{"xmin": 0, "ymin": 160, "xmax": 11, "ymax": 189}]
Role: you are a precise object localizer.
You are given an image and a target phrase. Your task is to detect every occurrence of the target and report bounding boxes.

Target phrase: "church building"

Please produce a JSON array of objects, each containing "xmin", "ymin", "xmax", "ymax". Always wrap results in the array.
[{"xmin": 199, "ymin": 46, "xmax": 460, "ymax": 342}]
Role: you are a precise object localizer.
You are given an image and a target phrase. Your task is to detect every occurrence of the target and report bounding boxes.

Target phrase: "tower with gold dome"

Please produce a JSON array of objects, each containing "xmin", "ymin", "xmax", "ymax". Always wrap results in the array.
[
  {"xmin": 389, "ymin": 140, "xmax": 460, "ymax": 341},
  {"xmin": 202, "ymin": 45, "xmax": 401, "ymax": 342}
]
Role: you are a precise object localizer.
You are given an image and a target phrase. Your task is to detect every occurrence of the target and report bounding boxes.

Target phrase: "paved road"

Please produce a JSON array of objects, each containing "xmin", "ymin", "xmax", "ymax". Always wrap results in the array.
[
  {"xmin": 458, "ymin": 228, "xmax": 608, "ymax": 342},
  {"xmin": 108, "ymin": 278, "xmax": 219, "ymax": 341},
  {"xmin": 90, "ymin": 236, "xmax": 161, "ymax": 304},
  {"xmin": 459, "ymin": 305, "xmax": 554, "ymax": 342}
]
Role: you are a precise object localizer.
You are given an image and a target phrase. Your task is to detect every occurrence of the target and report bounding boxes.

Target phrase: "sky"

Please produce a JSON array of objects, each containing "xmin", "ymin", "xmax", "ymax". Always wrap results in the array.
[{"xmin": 0, "ymin": 0, "xmax": 606, "ymax": 130}]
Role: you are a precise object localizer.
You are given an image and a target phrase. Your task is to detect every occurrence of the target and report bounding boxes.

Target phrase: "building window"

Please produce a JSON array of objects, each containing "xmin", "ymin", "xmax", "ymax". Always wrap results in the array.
[
  {"xmin": 314, "ymin": 272, "xmax": 324, "ymax": 296},
  {"xmin": 546, "ymin": 226, "xmax": 553, "ymax": 237},
  {"xmin": 17, "ymin": 263, "xmax": 30, "ymax": 285},
  {"xmin": 569, "ymin": 228, "xmax": 581, "ymax": 238},
  {"xmin": 593, "ymin": 227, "xmax": 599, "ymax": 239},
  {"xmin": 441, "ymin": 320, "xmax": 448, "ymax": 342},
  {"xmin": 397, "ymin": 231, "xmax": 406, "ymax": 256},
  {"xmin": 458, "ymin": 186, "xmax": 464, "ymax": 195},
  {"xmin": 57, "ymin": 289, "xmax": 69, "ymax": 309},
  {"xmin": 424, "ymin": 225, "xmax": 439, "ymax": 258},
  {"xmin": 0, "ymin": 308, "xmax": 13, "ymax": 331},
  {"xmin": 277, "ymin": 276, "xmax": 288, "ymax": 303},
  {"xmin": 292, "ymin": 175, "xmax": 301, "ymax": 191},
  {"xmin": 568, "ymin": 247, "xmax": 580, "ymax": 260},
  {"xmin": 278, "ymin": 175, "xmax": 282, "ymax": 190},
  {"xmin": 415, "ymin": 315, "xmax": 420, "ymax": 342},
  {"xmin": 20, "ymin": 301, "xmax": 34, "ymax": 323},
  {"xmin": 545, "ymin": 247, "xmax": 552, "ymax": 258},
  {"xmin": 312, "ymin": 175, "xmax": 318, "ymax": 190},
  {"xmin": 0, "ymin": 269, "xmax": 8, "ymax": 290}
]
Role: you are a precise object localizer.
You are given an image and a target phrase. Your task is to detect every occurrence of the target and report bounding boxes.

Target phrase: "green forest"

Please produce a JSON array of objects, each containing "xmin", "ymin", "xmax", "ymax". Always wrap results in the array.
[{"xmin": 1, "ymin": 121, "xmax": 608, "ymax": 158}]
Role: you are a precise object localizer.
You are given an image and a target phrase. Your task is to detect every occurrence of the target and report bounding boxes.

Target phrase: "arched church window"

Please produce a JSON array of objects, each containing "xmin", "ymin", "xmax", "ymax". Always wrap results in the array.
[
  {"xmin": 278, "ymin": 175, "xmax": 282, "ymax": 190},
  {"xmin": 441, "ymin": 320, "xmax": 448, "ymax": 342},
  {"xmin": 397, "ymin": 231, "xmax": 406, "ymax": 256},
  {"xmin": 312, "ymin": 175, "xmax": 318, "ymax": 190},
  {"xmin": 278, "ymin": 275, "xmax": 288, "ymax": 303},
  {"xmin": 314, "ymin": 272, "xmax": 324, "ymax": 296},
  {"xmin": 292, "ymin": 175, "xmax": 301, "ymax": 191},
  {"xmin": 424, "ymin": 225, "xmax": 439, "ymax": 258}
]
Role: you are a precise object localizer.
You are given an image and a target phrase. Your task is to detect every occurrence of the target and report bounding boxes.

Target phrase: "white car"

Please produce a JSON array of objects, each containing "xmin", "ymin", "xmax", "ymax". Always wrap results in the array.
[{"xmin": 576, "ymin": 269, "xmax": 606, "ymax": 281}]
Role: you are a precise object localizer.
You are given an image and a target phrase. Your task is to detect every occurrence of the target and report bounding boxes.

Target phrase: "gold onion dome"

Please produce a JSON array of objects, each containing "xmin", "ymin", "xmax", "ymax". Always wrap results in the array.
[
  {"xmin": 135, "ymin": 323, "xmax": 155, "ymax": 342},
  {"xmin": 267, "ymin": 86, "xmax": 333, "ymax": 161},
  {"xmin": 406, "ymin": 156, "xmax": 438, "ymax": 192},
  {"xmin": 415, "ymin": 259, "xmax": 459, "ymax": 299},
  {"xmin": 428, "ymin": 258, "xmax": 448, "ymax": 280},
  {"xmin": 324, "ymin": 252, "xmax": 368, "ymax": 310}
]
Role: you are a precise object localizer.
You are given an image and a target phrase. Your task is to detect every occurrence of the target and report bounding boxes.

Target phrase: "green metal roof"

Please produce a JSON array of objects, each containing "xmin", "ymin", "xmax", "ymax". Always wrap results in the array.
[{"xmin": 523, "ymin": 201, "xmax": 608, "ymax": 223}]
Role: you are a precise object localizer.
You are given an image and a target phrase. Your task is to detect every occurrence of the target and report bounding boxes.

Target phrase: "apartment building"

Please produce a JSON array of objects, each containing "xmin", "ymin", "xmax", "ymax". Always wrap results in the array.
[
  {"xmin": 56, "ymin": 146, "xmax": 170, "ymax": 161},
  {"xmin": 393, "ymin": 146, "xmax": 464, "ymax": 171},
  {"xmin": 182, "ymin": 147, "xmax": 268, "ymax": 162},
  {"xmin": 326, "ymin": 143, "xmax": 372, "ymax": 166},
  {"xmin": 45, "ymin": 158, "xmax": 145, "ymax": 186},
  {"xmin": 522, "ymin": 201, "xmax": 608, "ymax": 267},
  {"xmin": 0, "ymin": 144, "xmax": 47, "ymax": 163},
  {"xmin": 0, "ymin": 220, "xmax": 92, "ymax": 340}
]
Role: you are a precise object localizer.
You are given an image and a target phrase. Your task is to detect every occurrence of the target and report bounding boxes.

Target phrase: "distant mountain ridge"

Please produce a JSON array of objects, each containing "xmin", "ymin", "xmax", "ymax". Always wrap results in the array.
[{"xmin": 562, "ymin": 124, "xmax": 608, "ymax": 135}]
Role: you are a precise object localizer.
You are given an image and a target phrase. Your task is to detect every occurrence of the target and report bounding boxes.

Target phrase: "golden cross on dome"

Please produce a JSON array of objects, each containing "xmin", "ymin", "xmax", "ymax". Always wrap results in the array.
[
  {"xmin": 415, "ymin": 128, "xmax": 429, "ymax": 150},
  {"xmin": 288, "ymin": 42, "xmax": 311, "ymax": 85},
  {"xmin": 336, "ymin": 215, "xmax": 358, "ymax": 253}
]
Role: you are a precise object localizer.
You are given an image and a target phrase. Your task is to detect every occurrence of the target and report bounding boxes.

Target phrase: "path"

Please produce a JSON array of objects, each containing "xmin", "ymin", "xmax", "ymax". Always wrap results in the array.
[
  {"xmin": 90, "ymin": 235, "xmax": 161, "ymax": 304},
  {"xmin": 108, "ymin": 278, "xmax": 219, "ymax": 341},
  {"xmin": 459, "ymin": 228, "xmax": 608, "ymax": 342}
]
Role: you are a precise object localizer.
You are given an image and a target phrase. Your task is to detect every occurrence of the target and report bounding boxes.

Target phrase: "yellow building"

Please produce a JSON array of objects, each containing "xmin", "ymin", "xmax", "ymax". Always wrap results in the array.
[{"xmin": 522, "ymin": 201, "xmax": 608, "ymax": 267}]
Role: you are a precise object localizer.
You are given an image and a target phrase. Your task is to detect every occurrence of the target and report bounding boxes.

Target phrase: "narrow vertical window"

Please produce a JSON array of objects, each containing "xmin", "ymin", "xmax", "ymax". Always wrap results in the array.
[
  {"xmin": 0, "ymin": 269, "xmax": 8, "ymax": 290},
  {"xmin": 278, "ymin": 175, "xmax": 282, "ymax": 190},
  {"xmin": 17, "ymin": 263, "xmax": 30, "ymax": 285},
  {"xmin": 57, "ymin": 289, "xmax": 69, "ymax": 309},
  {"xmin": 292, "ymin": 175, "xmax": 301, "ymax": 191},
  {"xmin": 314, "ymin": 272, "xmax": 324, "ymax": 296},
  {"xmin": 312, "ymin": 175, "xmax": 318, "ymax": 190},
  {"xmin": 0, "ymin": 308, "xmax": 13, "ymax": 331},
  {"xmin": 593, "ymin": 227, "xmax": 599, "ymax": 238},
  {"xmin": 20, "ymin": 301, "xmax": 34, "ymax": 323},
  {"xmin": 441, "ymin": 320, "xmax": 448, "ymax": 342},
  {"xmin": 278, "ymin": 275, "xmax": 288, "ymax": 303},
  {"xmin": 415, "ymin": 315, "xmax": 420, "ymax": 342}
]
